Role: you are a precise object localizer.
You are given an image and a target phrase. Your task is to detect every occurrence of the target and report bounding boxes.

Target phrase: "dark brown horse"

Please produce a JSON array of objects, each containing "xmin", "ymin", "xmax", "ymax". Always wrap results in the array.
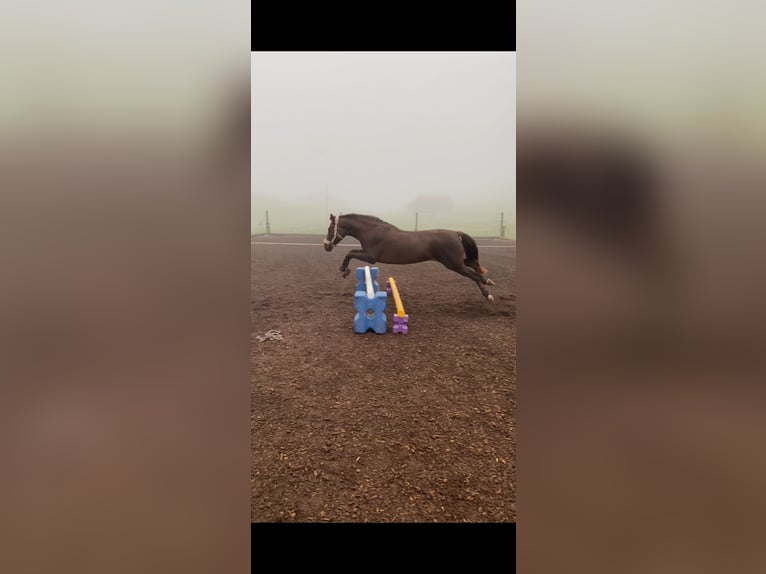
[{"xmin": 323, "ymin": 213, "xmax": 496, "ymax": 301}]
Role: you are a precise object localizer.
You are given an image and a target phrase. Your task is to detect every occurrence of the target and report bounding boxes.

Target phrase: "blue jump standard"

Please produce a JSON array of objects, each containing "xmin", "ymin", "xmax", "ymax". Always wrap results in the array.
[{"xmin": 353, "ymin": 266, "xmax": 387, "ymax": 334}]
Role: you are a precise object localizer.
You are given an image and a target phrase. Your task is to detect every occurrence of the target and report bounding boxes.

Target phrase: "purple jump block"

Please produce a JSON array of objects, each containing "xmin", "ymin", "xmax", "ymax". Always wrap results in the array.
[{"xmin": 392, "ymin": 314, "xmax": 409, "ymax": 335}]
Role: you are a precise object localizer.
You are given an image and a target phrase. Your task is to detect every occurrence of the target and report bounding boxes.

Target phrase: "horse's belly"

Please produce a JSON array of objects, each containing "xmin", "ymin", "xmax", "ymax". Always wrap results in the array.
[{"xmin": 379, "ymin": 250, "xmax": 431, "ymax": 264}]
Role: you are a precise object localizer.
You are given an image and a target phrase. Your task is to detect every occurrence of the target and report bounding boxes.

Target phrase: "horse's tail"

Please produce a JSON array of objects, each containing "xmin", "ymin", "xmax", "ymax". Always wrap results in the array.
[{"xmin": 459, "ymin": 232, "xmax": 489, "ymax": 275}]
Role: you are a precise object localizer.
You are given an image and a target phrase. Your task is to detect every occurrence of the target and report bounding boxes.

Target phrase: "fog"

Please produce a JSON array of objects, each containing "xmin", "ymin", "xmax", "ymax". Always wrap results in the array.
[{"xmin": 251, "ymin": 52, "xmax": 515, "ymax": 237}]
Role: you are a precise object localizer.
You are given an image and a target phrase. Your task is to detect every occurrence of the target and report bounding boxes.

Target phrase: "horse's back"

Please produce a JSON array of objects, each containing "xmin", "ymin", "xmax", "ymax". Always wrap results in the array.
[{"xmin": 398, "ymin": 228, "xmax": 462, "ymax": 247}]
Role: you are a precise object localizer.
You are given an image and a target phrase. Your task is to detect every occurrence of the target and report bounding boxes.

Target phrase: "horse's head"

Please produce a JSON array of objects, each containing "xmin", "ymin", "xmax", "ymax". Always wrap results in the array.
[{"xmin": 323, "ymin": 214, "xmax": 345, "ymax": 251}]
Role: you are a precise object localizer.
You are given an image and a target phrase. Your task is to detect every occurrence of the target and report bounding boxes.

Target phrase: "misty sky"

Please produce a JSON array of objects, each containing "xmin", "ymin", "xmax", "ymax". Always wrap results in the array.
[{"xmin": 252, "ymin": 52, "xmax": 515, "ymax": 235}]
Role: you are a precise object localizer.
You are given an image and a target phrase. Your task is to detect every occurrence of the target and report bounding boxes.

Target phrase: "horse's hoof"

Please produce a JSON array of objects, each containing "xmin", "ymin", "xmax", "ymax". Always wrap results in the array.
[
  {"xmin": 341, "ymin": 269, "xmax": 350, "ymax": 278},
  {"xmin": 486, "ymin": 279, "xmax": 496, "ymax": 286},
  {"xmin": 487, "ymin": 294, "xmax": 494, "ymax": 302}
]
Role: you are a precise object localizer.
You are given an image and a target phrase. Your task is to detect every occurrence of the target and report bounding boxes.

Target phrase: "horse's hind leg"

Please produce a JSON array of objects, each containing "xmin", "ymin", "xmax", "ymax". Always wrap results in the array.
[
  {"xmin": 467, "ymin": 261, "xmax": 496, "ymax": 286},
  {"xmin": 477, "ymin": 271, "xmax": 496, "ymax": 286},
  {"xmin": 442, "ymin": 260, "xmax": 495, "ymax": 302}
]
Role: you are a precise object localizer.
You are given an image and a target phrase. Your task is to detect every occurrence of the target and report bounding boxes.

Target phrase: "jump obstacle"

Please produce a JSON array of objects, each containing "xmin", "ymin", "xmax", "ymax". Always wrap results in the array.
[
  {"xmin": 353, "ymin": 266, "xmax": 387, "ymax": 334},
  {"xmin": 386, "ymin": 277, "xmax": 409, "ymax": 335}
]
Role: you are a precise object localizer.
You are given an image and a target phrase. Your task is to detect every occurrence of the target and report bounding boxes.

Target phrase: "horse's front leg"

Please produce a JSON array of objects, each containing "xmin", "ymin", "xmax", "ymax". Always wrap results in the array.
[{"xmin": 339, "ymin": 249, "xmax": 378, "ymax": 278}]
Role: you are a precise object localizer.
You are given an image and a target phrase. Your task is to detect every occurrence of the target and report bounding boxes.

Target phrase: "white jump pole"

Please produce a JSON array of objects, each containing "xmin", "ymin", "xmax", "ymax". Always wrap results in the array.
[{"xmin": 364, "ymin": 265, "xmax": 374, "ymax": 299}]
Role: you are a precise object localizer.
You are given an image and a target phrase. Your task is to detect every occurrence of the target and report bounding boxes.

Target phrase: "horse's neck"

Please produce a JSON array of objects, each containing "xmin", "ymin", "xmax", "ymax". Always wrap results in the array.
[
  {"xmin": 345, "ymin": 226, "xmax": 365, "ymax": 241},
  {"xmin": 344, "ymin": 218, "xmax": 389, "ymax": 241}
]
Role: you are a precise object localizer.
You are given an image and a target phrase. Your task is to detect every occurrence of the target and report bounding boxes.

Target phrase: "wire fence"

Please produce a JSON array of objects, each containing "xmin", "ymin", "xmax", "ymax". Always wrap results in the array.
[{"xmin": 251, "ymin": 213, "xmax": 516, "ymax": 239}]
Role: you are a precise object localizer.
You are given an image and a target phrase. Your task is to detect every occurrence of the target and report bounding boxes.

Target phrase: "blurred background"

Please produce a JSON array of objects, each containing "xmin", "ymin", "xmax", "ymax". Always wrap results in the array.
[
  {"xmin": 1, "ymin": 2, "xmax": 251, "ymax": 572},
  {"xmin": 518, "ymin": 1, "xmax": 766, "ymax": 572}
]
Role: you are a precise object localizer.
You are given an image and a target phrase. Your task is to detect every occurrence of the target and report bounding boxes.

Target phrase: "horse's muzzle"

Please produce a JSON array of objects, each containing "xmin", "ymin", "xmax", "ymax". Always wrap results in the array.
[{"xmin": 324, "ymin": 243, "xmax": 333, "ymax": 252}]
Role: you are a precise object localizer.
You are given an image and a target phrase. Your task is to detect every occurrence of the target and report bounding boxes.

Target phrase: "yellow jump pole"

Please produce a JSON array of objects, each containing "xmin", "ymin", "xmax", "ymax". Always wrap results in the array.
[
  {"xmin": 387, "ymin": 277, "xmax": 409, "ymax": 334},
  {"xmin": 388, "ymin": 277, "xmax": 405, "ymax": 317}
]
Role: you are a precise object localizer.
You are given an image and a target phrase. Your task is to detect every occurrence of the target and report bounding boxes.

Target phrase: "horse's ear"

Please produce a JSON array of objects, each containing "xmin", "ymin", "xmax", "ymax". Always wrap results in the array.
[{"xmin": 329, "ymin": 214, "xmax": 335, "ymax": 221}]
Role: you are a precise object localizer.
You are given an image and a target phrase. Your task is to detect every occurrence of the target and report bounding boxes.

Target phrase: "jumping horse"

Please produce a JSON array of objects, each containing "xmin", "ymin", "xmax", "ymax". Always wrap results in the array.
[{"xmin": 323, "ymin": 214, "xmax": 496, "ymax": 301}]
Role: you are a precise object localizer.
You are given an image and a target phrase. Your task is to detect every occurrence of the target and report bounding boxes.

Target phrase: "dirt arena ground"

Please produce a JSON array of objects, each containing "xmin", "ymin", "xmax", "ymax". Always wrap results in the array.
[{"xmin": 251, "ymin": 234, "xmax": 516, "ymax": 522}]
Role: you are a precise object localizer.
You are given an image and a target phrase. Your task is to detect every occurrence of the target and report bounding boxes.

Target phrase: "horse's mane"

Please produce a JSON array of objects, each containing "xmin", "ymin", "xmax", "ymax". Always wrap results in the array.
[{"xmin": 343, "ymin": 213, "xmax": 390, "ymax": 225}]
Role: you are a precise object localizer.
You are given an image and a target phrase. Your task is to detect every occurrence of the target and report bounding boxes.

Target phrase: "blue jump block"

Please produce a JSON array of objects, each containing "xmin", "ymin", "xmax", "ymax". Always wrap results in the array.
[
  {"xmin": 353, "ymin": 267, "xmax": 387, "ymax": 334},
  {"xmin": 354, "ymin": 290, "xmax": 387, "ymax": 334}
]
